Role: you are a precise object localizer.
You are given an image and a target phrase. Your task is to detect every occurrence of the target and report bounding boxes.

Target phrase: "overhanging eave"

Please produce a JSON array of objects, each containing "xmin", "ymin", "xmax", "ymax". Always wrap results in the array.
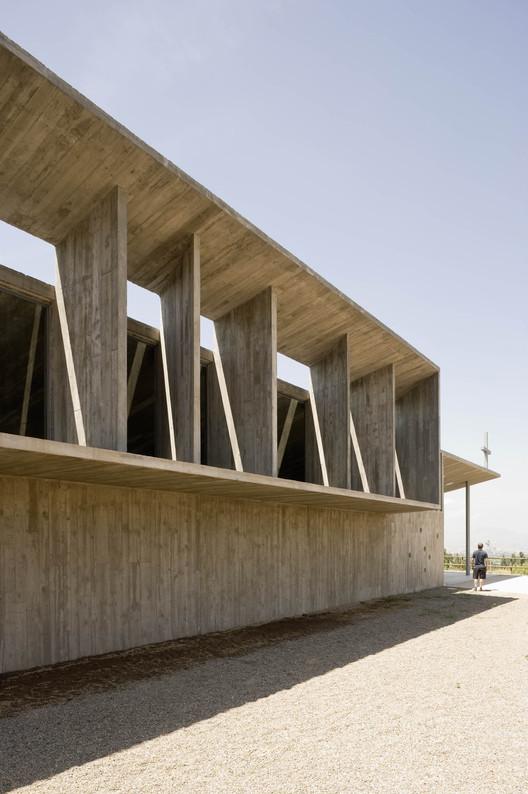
[
  {"xmin": 442, "ymin": 450, "xmax": 500, "ymax": 492},
  {"xmin": 0, "ymin": 32, "xmax": 438, "ymax": 398},
  {"xmin": 0, "ymin": 433, "xmax": 441, "ymax": 514}
]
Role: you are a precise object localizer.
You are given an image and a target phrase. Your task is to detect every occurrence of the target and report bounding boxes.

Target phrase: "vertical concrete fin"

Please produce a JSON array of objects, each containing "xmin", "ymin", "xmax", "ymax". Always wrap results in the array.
[
  {"xmin": 395, "ymin": 372, "xmax": 440, "ymax": 504},
  {"xmin": 350, "ymin": 363, "xmax": 395, "ymax": 497},
  {"xmin": 213, "ymin": 287, "xmax": 277, "ymax": 476},
  {"xmin": 52, "ymin": 186, "xmax": 127, "ymax": 451},
  {"xmin": 159, "ymin": 234, "xmax": 201, "ymax": 463},
  {"xmin": 308, "ymin": 335, "xmax": 350, "ymax": 488}
]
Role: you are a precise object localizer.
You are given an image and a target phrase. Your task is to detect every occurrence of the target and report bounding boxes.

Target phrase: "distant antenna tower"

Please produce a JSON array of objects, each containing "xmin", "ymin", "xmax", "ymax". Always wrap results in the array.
[{"xmin": 481, "ymin": 432, "xmax": 491, "ymax": 468}]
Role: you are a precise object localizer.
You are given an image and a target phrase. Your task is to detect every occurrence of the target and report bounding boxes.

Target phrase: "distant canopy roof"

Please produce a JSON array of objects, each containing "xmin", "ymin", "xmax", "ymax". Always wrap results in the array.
[
  {"xmin": 442, "ymin": 451, "xmax": 500, "ymax": 493},
  {"xmin": 0, "ymin": 32, "xmax": 438, "ymax": 399}
]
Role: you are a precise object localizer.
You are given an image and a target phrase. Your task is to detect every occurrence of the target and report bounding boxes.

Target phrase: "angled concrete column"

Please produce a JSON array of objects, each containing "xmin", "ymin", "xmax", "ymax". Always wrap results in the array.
[
  {"xmin": 304, "ymin": 400, "xmax": 324, "ymax": 486},
  {"xmin": 350, "ymin": 364, "xmax": 395, "ymax": 496},
  {"xmin": 49, "ymin": 302, "xmax": 74, "ymax": 443},
  {"xmin": 51, "ymin": 187, "xmax": 127, "ymax": 451},
  {"xmin": 159, "ymin": 234, "xmax": 201, "ymax": 463},
  {"xmin": 307, "ymin": 335, "xmax": 350, "ymax": 489},
  {"xmin": 213, "ymin": 287, "xmax": 277, "ymax": 476},
  {"xmin": 395, "ymin": 372, "xmax": 440, "ymax": 504},
  {"xmin": 205, "ymin": 361, "xmax": 235, "ymax": 470}
]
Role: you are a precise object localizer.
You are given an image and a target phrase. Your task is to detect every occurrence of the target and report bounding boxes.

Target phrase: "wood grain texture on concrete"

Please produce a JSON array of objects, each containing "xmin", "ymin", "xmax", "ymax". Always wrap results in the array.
[
  {"xmin": 52, "ymin": 187, "xmax": 127, "ymax": 451},
  {"xmin": 309, "ymin": 336, "xmax": 350, "ymax": 489},
  {"xmin": 0, "ymin": 264, "xmax": 54, "ymax": 304},
  {"xmin": 0, "ymin": 472, "xmax": 443, "ymax": 673},
  {"xmin": 396, "ymin": 373, "xmax": 440, "ymax": 505},
  {"xmin": 214, "ymin": 288, "xmax": 277, "ymax": 476},
  {"xmin": 205, "ymin": 360, "xmax": 235, "ymax": 471},
  {"xmin": 0, "ymin": 433, "xmax": 441, "ymax": 514},
  {"xmin": 442, "ymin": 450, "xmax": 500, "ymax": 492},
  {"xmin": 159, "ymin": 234, "xmax": 201, "ymax": 463},
  {"xmin": 0, "ymin": 264, "xmax": 444, "ymax": 506},
  {"xmin": 0, "ymin": 34, "xmax": 439, "ymax": 398},
  {"xmin": 350, "ymin": 364, "xmax": 395, "ymax": 497},
  {"xmin": 0, "ymin": 35, "xmax": 500, "ymax": 683}
]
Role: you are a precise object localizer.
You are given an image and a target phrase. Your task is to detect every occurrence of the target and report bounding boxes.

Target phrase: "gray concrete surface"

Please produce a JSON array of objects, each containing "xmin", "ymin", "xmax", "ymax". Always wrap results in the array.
[
  {"xmin": 2, "ymin": 583, "xmax": 527, "ymax": 793},
  {"xmin": 444, "ymin": 570, "xmax": 528, "ymax": 595}
]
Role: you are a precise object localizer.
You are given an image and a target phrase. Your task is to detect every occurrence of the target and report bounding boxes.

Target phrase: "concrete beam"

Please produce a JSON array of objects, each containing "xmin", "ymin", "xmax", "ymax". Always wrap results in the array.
[
  {"xmin": 213, "ymin": 287, "xmax": 277, "ymax": 476},
  {"xmin": 159, "ymin": 234, "xmax": 201, "ymax": 463},
  {"xmin": 307, "ymin": 336, "xmax": 350, "ymax": 489},
  {"xmin": 350, "ymin": 364, "xmax": 395, "ymax": 497},
  {"xmin": 50, "ymin": 187, "xmax": 127, "ymax": 451},
  {"xmin": 395, "ymin": 373, "xmax": 441, "ymax": 504}
]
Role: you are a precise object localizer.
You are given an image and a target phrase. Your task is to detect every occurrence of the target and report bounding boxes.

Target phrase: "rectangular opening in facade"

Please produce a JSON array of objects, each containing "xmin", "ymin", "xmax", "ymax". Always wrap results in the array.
[
  {"xmin": 277, "ymin": 352, "xmax": 310, "ymax": 391},
  {"xmin": 200, "ymin": 363, "xmax": 208, "ymax": 465},
  {"xmin": 127, "ymin": 335, "xmax": 157, "ymax": 456},
  {"xmin": 277, "ymin": 392, "xmax": 306, "ymax": 481},
  {"xmin": 127, "ymin": 281, "xmax": 160, "ymax": 328},
  {"xmin": 0, "ymin": 288, "xmax": 47, "ymax": 440}
]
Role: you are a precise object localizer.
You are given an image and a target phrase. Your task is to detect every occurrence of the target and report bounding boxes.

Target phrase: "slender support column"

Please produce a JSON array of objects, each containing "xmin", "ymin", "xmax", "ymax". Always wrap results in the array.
[
  {"xmin": 307, "ymin": 336, "xmax": 350, "ymax": 489},
  {"xmin": 213, "ymin": 287, "xmax": 277, "ymax": 476},
  {"xmin": 350, "ymin": 364, "xmax": 395, "ymax": 496},
  {"xmin": 395, "ymin": 372, "xmax": 440, "ymax": 504},
  {"xmin": 465, "ymin": 481, "xmax": 471, "ymax": 576},
  {"xmin": 159, "ymin": 234, "xmax": 201, "ymax": 462},
  {"xmin": 51, "ymin": 187, "xmax": 127, "ymax": 450}
]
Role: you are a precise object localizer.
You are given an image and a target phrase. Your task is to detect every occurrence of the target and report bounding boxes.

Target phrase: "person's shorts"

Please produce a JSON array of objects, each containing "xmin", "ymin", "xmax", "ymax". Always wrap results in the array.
[{"xmin": 473, "ymin": 565, "xmax": 486, "ymax": 580}]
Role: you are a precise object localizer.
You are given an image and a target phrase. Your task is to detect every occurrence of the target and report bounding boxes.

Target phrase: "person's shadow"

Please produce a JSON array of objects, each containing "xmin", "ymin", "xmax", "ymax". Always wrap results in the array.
[{"xmin": 0, "ymin": 588, "xmax": 515, "ymax": 792}]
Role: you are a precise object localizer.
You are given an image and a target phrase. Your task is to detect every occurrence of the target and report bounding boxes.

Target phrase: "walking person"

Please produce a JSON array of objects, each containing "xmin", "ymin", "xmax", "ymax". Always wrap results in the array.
[{"xmin": 471, "ymin": 542, "xmax": 488, "ymax": 591}]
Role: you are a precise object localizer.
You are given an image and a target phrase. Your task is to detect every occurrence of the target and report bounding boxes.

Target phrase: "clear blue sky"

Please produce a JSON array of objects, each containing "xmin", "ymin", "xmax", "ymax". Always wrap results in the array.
[{"xmin": 1, "ymin": 0, "xmax": 526, "ymax": 552}]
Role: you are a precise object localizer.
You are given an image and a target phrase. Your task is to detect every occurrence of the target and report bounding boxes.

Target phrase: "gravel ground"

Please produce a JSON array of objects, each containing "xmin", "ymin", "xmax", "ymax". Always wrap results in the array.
[{"xmin": 1, "ymin": 585, "xmax": 527, "ymax": 793}]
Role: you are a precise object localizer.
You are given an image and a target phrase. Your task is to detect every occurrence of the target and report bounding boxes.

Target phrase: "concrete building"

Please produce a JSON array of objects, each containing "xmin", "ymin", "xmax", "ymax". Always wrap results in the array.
[{"xmin": 0, "ymin": 34, "xmax": 499, "ymax": 674}]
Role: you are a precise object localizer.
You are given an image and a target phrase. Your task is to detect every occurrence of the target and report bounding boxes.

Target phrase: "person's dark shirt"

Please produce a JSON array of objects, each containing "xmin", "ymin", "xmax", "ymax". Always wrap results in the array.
[{"xmin": 472, "ymin": 549, "xmax": 488, "ymax": 567}]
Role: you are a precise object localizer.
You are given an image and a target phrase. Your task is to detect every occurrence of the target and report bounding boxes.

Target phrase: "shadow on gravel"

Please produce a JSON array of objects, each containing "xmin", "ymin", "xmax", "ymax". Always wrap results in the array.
[{"xmin": 0, "ymin": 587, "xmax": 516, "ymax": 791}]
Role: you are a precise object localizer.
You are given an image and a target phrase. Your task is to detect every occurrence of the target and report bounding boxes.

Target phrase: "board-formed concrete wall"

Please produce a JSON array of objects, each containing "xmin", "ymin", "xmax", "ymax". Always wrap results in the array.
[{"xmin": 0, "ymin": 474, "xmax": 443, "ymax": 674}]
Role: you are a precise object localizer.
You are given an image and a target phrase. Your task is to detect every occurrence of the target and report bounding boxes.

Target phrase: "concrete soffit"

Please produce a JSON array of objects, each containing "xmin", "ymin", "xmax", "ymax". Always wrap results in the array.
[
  {"xmin": 442, "ymin": 450, "xmax": 501, "ymax": 493},
  {"xmin": 0, "ymin": 31, "xmax": 439, "ymax": 399}
]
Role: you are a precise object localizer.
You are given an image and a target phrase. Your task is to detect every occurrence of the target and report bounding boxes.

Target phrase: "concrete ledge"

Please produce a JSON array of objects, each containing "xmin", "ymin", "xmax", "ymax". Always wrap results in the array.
[
  {"xmin": 442, "ymin": 450, "xmax": 500, "ymax": 492},
  {"xmin": 0, "ymin": 433, "xmax": 440, "ymax": 514}
]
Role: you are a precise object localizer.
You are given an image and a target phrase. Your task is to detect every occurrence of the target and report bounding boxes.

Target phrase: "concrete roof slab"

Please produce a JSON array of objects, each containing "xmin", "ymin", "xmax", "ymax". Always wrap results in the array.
[{"xmin": 0, "ymin": 32, "xmax": 437, "ymax": 397}]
